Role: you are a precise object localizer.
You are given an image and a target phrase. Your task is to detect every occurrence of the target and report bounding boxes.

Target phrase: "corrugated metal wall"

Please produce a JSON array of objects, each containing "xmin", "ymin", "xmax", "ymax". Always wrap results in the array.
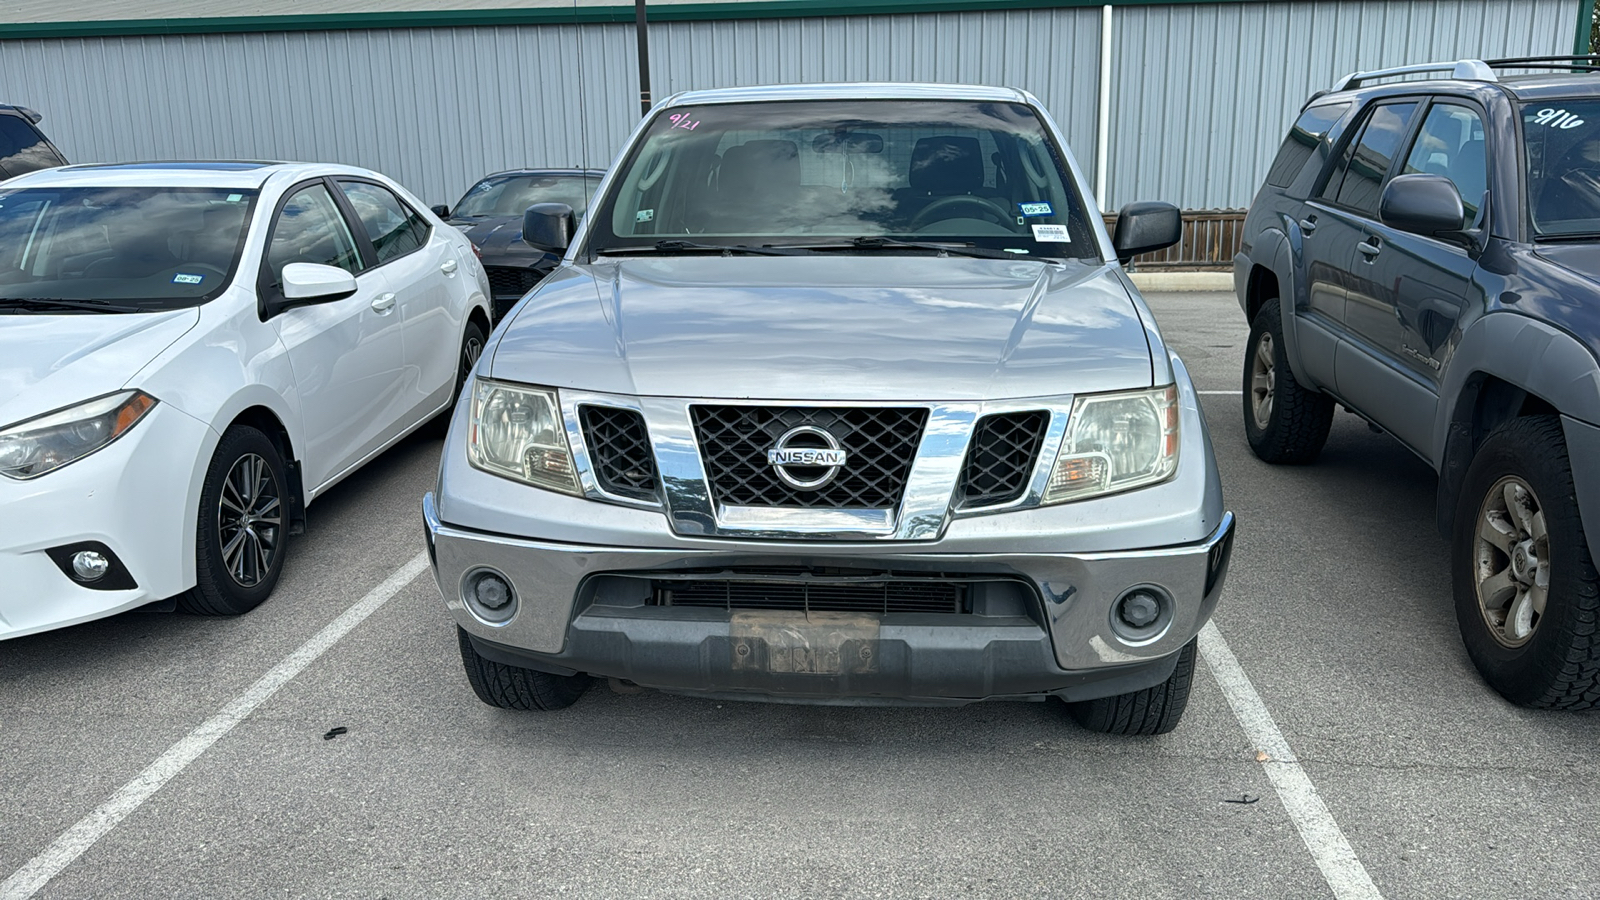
[{"xmin": 0, "ymin": 0, "xmax": 1579, "ymax": 209}]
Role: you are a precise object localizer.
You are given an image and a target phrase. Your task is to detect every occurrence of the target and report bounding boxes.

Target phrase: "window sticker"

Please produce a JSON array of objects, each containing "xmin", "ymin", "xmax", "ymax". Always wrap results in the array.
[
  {"xmin": 1031, "ymin": 224, "xmax": 1071, "ymax": 243},
  {"xmin": 172, "ymin": 273, "xmax": 204, "ymax": 284},
  {"xmin": 1019, "ymin": 202, "xmax": 1053, "ymax": 217},
  {"xmin": 635, "ymin": 209, "xmax": 655, "ymax": 223},
  {"xmin": 226, "ymin": 193, "xmax": 243, "ymax": 202},
  {"xmin": 1532, "ymin": 108, "xmax": 1585, "ymax": 130}
]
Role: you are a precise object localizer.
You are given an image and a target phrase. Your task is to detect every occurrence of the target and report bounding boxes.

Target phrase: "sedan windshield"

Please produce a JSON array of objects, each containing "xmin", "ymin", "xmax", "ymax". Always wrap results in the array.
[
  {"xmin": 587, "ymin": 99, "xmax": 1100, "ymax": 260},
  {"xmin": 0, "ymin": 186, "xmax": 256, "ymax": 309},
  {"xmin": 452, "ymin": 173, "xmax": 599, "ymax": 219},
  {"xmin": 1523, "ymin": 100, "xmax": 1600, "ymax": 237}
]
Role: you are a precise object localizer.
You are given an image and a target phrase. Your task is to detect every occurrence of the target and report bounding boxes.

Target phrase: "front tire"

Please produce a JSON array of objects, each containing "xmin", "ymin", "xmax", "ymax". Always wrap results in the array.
[
  {"xmin": 178, "ymin": 426, "xmax": 289, "ymax": 616},
  {"xmin": 430, "ymin": 319, "xmax": 486, "ymax": 436},
  {"xmin": 1243, "ymin": 297, "xmax": 1334, "ymax": 464},
  {"xmin": 457, "ymin": 627, "xmax": 591, "ymax": 710},
  {"xmin": 1453, "ymin": 416, "xmax": 1600, "ymax": 709},
  {"xmin": 1064, "ymin": 638, "xmax": 1196, "ymax": 735}
]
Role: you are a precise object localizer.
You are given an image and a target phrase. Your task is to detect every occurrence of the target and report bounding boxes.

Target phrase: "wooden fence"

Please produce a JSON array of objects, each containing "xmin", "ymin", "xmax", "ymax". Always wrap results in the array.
[{"xmin": 1102, "ymin": 209, "xmax": 1246, "ymax": 271}]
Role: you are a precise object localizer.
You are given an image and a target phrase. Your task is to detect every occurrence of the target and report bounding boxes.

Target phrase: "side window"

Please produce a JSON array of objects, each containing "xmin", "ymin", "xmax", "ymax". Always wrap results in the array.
[
  {"xmin": 1265, "ymin": 103, "xmax": 1349, "ymax": 188},
  {"xmin": 265, "ymin": 184, "xmax": 362, "ymax": 289},
  {"xmin": 1401, "ymin": 102, "xmax": 1487, "ymax": 227},
  {"xmin": 1329, "ymin": 102, "xmax": 1419, "ymax": 216},
  {"xmin": 337, "ymin": 180, "xmax": 430, "ymax": 264},
  {"xmin": 0, "ymin": 115, "xmax": 64, "ymax": 178}
]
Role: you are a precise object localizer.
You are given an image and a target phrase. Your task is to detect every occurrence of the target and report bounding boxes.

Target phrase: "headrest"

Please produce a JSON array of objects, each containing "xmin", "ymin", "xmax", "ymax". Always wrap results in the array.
[
  {"xmin": 909, "ymin": 136, "xmax": 983, "ymax": 194},
  {"xmin": 719, "ymin": 140, "xmax": 800, "ymax": 197}
]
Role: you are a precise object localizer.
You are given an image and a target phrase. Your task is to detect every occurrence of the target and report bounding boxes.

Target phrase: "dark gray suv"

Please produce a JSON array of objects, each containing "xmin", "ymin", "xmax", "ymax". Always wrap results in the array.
[
  {"xmin": 1233, "ymin": 57, "xmax": 1600, "ymax": 709},
  {"xmin": 0, "ymin": 104, "xmax": 66, "ymax": 179}
]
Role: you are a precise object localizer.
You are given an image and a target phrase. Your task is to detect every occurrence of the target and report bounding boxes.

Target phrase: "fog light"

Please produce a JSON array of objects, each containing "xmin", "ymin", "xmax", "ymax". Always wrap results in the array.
[
  {"xmin": 1117, "ymin": 590, "xmax": 1161, "ymax": 629},
  {"xmin": 473, "ymin": 572, "xmax": 512, "ymax": 610},
  {"xmin": 72, "ymin": 550, "xmax": 110, "ymax": 582}
]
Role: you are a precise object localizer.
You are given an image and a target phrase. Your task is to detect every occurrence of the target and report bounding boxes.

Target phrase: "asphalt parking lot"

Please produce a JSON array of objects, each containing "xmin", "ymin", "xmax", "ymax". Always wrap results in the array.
[{"xmin": 3, "ymin": 290, "xmax": 1597, "ymax": 900}]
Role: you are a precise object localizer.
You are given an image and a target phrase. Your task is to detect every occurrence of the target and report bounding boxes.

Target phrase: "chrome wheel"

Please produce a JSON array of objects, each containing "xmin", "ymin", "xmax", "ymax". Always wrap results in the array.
[
  {"xmin": 1250, "ymin": 331, "xmax": 1276, "ymax": 430},
  {"xmin": 1474, "ymin": 475, "xmax": 1550, "ymax": 648},
  {"xmin": 217, "ymin": 452, "xmax": 282, "ymax": 588}
]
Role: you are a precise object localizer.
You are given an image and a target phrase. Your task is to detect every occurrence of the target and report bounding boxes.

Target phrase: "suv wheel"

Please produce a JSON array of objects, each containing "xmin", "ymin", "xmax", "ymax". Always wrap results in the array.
[
  {"xmin": 1064, "ymin": 638, "xmax": 1196, "ymax": 735},
  {"xmin": 457, "ymin": 627, "xmax": 591, "ymax": 710},
  {"xmin": 1454, "ymin": 416, "xmax": 1600, "ymax": 708},
  {"xmin": 1242, "ymin": 297, "xmax": 1334, "ymax": 463},
  {"xmin": 178, "ymin": 426, "xmax": 289, "ymax": 616}
]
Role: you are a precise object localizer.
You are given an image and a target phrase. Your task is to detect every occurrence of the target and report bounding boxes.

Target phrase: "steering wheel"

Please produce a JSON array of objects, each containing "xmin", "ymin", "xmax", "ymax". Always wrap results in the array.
[{"xmin": 908, "ymin": 194, "xmax": 1014, "ymax": 231}]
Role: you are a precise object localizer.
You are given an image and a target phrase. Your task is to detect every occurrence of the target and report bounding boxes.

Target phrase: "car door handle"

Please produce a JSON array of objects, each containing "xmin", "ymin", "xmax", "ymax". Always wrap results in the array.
[
  {"xmin": 440, "ymin": 259, "xmax": 458, "ymax": 275},
  {"xmin": 1298, "ymin": 216, "xmax": 1318, "ymax": 235},
  {"xmin": 371, "ymin": 292, "xmax": 397, "ymax": 313},
  {"xmin": 1356, "ymin": 239, "xmax": 1382, "ymax": 259}
]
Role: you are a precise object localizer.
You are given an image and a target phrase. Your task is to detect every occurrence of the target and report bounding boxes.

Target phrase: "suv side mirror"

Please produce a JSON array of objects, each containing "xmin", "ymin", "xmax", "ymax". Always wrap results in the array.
[
  {"xmin": 1380, "ymin": 174, "xmax": 1465, "ymax": 237},
  {"xmin": 523, "ymin": 202, "xmax": 575, "ymax": 253},
  {"xmin": 430, "ymin": 204, "xmax": 450, "ymax": 218},
  {"xmin": 1112, "ymin": 202, "xmax": 1182, "ymax": 264}
]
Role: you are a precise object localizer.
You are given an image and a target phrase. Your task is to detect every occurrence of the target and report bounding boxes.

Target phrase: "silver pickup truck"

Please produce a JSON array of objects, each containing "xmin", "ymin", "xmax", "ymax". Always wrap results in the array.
[{"xmin": 423, "ymin": 83, "xmax": 1235, "ymax": 734}]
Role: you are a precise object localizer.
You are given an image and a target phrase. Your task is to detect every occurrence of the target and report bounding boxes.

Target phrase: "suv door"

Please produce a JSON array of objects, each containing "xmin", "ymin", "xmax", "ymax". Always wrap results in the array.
[
  {"xmin": 335, "ymin": 178, "xmax": 460, "ymax": 423},
  {"xmin": 261, "ymin": 180, "xmax": 405, "ymax": 491},
  {"xmin": 1352, "ymin": 99, "xmax": 1487, "ymax": 456}
]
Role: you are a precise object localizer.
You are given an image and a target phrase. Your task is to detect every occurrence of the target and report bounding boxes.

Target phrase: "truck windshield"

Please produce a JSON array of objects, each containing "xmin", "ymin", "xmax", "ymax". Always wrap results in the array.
[
  {"xmin": 0, "ymin": 186, "xmax": 256, "ymax": 309},
  {"xmin": 1524, "ymin": 100, "xmax": 1600, "ymax": 237},
  {"xmin": 587, "ymin": 99, "xmax": 1100, "ymax": 260}
]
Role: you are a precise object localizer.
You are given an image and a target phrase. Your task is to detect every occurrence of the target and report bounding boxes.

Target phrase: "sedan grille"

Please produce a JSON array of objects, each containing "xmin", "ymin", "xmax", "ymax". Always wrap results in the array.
[
  {"xmin": 652, "ymin": 570, "xmax": 965, "ymax": 614},
  {"xmin": 483, "ymin": 265, "xmax": 542, "ymax": 299},
  {"xmin": 579, "ymin": 406, "xmax": 658, "ymax": 501},
  {"xmin": 691, "ymin": 406, "xmax": 926, "ymax": 509},
  {"xmin": 957, "ymin": 410, "xmax": 1050, "ymax": 507}
]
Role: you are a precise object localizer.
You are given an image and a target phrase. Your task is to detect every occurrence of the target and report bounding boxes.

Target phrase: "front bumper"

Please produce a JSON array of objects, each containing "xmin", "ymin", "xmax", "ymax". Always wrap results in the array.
[
  {"xmin": 425, "ymin": 493, "xmax": 1234, "ymax": 704},
  {"xmin": 0, "ymin": 403, "xmax": 210, "ymax": 640}
]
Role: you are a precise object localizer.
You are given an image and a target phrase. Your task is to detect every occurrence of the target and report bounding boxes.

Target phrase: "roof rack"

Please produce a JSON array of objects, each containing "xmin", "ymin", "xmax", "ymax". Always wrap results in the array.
[
  {"xmin": 1482, "ymin": 55, "xmax": 1600, "ymax": 74},
  {"xmin": 1331, "ymin": 60, "xmax": 1495, "ymax": 92}
]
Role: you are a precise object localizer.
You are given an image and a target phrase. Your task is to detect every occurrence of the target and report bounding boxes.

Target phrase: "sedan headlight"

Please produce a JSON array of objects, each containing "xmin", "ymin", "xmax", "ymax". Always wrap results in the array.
[
  {"xmin": 0, "ymin": 390, "xmax": 157, "ymax": 480},
  {"xmin": 1043, "ymin": 385, "xmax": 1179, "ymax": 504},
  {"xmin": 466, "ymin": 378, "xmax": 580, "ymax": 495}
]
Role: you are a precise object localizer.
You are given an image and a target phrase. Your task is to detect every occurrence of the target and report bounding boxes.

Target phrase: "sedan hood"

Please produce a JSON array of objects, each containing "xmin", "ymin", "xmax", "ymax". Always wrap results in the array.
[
  {"xmin": 450, "ymin": 216, "xmax": 555, "ymax": 268},
  {"xmin": 490, "ymin": 256, "xmax": 1156, "ymax": 401},
  {"xmin": 0, "ymin": 310, "xmax": 198, "ymax": 426}
]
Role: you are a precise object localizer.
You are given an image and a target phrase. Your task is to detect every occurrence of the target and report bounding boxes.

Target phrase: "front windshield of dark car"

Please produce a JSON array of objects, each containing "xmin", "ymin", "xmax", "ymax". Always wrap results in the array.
[
  {"xmin": 452, "ymin": 174, "xmax": 598, "ymax": 219},
  {"xmin": 588, "ymin": 99, "xmax": 1100, "ymax": 260},
  {"xmin": 1523, "ymin": 100, "xmax": 1600, "ymax": 236},
  {"xmin": 0, "ymin": 186, "xmax": 256, "ymax": 307}
]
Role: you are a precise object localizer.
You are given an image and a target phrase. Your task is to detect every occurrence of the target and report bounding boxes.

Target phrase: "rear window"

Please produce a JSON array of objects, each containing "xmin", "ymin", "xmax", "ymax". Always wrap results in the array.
[
  {"xmin": 0, "ymin": 114, "xmax": 64, "ymax": 179},
  {"xmin": 1264, "ymin": 103, "xmax": 1348, "ymax": 188}
]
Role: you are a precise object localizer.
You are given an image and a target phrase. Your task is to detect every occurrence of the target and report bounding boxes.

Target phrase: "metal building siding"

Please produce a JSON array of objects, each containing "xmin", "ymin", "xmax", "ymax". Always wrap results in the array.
[{"xmin": 1107, "ymin": 0, "xmax": 1577, "ymax": 209}]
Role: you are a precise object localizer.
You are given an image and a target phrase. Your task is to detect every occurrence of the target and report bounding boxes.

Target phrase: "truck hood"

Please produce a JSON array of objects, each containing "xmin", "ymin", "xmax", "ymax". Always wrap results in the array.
[
  {"xmin": 0, "ymin": 309, "xmax": 198, "ymax": 426},
  {"xmin": 489, "ymin": 256, "xmax": 1156, "ymax": 401}
]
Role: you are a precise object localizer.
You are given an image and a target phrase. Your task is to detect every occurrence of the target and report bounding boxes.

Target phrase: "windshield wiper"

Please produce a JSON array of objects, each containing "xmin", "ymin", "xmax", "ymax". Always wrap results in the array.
[
  {"xmin": 764, "ymin": 236, "xmax": 1029, "ymax": 261},
  {"xmin": 594, "ymin": 240, "xmax": 809, "ymax": 257},
  {"xmin": 0, "ymin": 297, "xmax": 146, "ymax": 313},
  {"xmin": 1534, "ymin": 231, "xmax": 1600, "ymax": 243}
]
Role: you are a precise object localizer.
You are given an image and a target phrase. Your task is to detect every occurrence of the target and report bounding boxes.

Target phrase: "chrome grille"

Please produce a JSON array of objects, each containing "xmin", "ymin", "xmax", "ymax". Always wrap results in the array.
[
  {"xmin": 957, "ymin": 410, "xmax": 1050, "ymax": 507},
  {"xmin": 579, "ymin": 406, "xmax": 658, "ymax": 501},
  {"xmin": 691, "ymin": 406, "xmax": 926, "ymax": 509}
]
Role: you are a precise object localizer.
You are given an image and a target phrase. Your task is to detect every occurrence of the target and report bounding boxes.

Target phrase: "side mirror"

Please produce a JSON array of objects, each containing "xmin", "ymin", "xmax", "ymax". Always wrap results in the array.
[
  {"xmin": 430, "ymin": 204, "xmax": 450, "ymax": 218},
  {"xmin": 281, "ymin": 262, "xmax": 357, "ymax": 301},
  {"xmin": 1380, "ymin": 174, "xmax": 1465, "ymax": 237},
  {"xmin": 1112, "ymin": 201, "xmax": 1183, "ymax": 264},
  {"xmin": 523, "ymin": 202, "xmax": 575, "ymax": 253}
]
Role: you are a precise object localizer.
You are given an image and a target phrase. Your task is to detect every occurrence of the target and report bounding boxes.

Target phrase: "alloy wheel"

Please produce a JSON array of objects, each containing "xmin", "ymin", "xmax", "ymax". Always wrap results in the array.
[
  {"xmin": 1473, "ymin": 475, "xmax": 1550, "ymax": 648},
  {"xmin": 217, "ymin": 452, "xmax": 282, "ymax": 588},
  {"xmin": 1250, "ymin": 331, "xmax": 1276, "ymax": 430}
]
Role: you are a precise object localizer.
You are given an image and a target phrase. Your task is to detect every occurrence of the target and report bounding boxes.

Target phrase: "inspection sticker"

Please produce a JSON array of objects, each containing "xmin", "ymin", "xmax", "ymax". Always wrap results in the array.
[
  {"xmin": 1019, "ymin": 202, "xmax": 1053, "ymax": 216},
  {"xmin": 636, "ymin": 208, "xmax": 655, "ymax": 222},
  {"xmin": 226, "ymin": 193, "xmax": 243, "ymax": 202},
  {"xmin": 172, "ymin": 273, "xmax": 204, "ymax": 284},
  {"xmin": 1031, "ymin": 224, "xmax": 1071, "ymax": 242}
]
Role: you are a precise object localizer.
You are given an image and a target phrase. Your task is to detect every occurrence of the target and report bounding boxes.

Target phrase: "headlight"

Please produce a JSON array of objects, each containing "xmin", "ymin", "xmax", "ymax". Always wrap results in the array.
[
  {"xmin": 0, "ymin": 390, "xmax": 157, "ymax": 480},
  {"xmin": 1043, "ymin": 385, "xmax": 1179, "ymax": 504},
  {"xmin": 466, "ymin": 378, "xmax": 580, "ymax": 495}
]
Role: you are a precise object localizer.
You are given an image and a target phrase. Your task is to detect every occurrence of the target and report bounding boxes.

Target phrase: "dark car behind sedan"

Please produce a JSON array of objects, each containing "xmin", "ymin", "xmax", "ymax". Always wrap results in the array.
[
  {"xmin": 0, "ymin": 104, "xmax": 67, "ymax": 179},
  {"xmin": 435, "ymin": 168, "xmax": 604, "ymax": 321}
]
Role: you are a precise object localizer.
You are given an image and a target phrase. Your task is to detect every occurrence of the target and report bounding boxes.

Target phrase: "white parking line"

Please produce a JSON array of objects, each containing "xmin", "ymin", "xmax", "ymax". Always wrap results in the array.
[
  {"xmin": 0, "ymin": 552, "xmax": 430, "ymax": 900},
  {"xmin": 1198, "ymin": 621, "xmax": 1383, "ymax": 900},
  {"xmin": 1196, "ymin": 390, "xmax": 1243, "ymax": 395}
]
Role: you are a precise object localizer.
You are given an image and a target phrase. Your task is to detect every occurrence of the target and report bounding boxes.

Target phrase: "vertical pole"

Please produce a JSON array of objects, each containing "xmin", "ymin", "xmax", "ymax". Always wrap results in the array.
[
  {"xmin": 1096, "ymin": 3, "xmax": 1112, "ymax": 212},
  {"xmin": 635, "ymin": 0, "xmax": 653, "ymax": 117}
]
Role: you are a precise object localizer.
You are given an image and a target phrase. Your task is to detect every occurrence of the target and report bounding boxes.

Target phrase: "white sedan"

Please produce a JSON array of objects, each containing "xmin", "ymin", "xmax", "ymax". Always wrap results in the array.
[{"xmin": 0, "ymin": 161, "xmax": 492, "ymax": 638}]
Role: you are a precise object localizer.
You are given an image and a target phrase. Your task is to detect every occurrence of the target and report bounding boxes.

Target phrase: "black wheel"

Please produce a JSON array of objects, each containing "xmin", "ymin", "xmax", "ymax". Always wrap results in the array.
[
  {"xmin": 431, "ymin": 319, "xmax": 486, "ymax": 436},
  {"xmin": 178, "ymin": 426, "xmax": 289, "ymax": 616},
  {"xmin": 1242, "ymin": 297, "xmax": 1334, "ymax": 464},
  {"xmin": 1453, "ymin": 416, "xmax": 1600, "ymax": 709},
  {"xmin": 1064, "ymin": 638, "xmax": 1196, "ymax": 735},
  {"xmin": 457, "ymin": 627, "xmax": 591, "ymax": 710}
]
